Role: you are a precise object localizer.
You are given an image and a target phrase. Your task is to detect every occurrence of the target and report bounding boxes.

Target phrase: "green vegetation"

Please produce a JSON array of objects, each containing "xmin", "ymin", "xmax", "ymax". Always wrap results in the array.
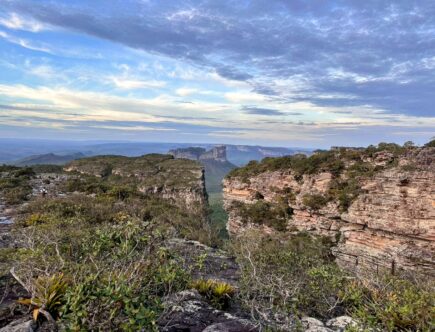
[
  {"xmin": 7, "ymin": 190, "xmax": 205, "ymax": 330},
  {"xmin": 17, "ymin": 273, "xmax": 66, "ymax": 322},
  {"xmin": 191, "ymin": 279, "xmax": 235, "ymax": 309},
  {"xmin": 0, "ymin": 159, "xmax": 221, "ymax": 330},
  {"xmin": 342, "ymin": 276, "xmax": 434, "ymax": 331},
  {"xmin": 0, "ymin": 167, "xmax": 34, "ymax": 204},
  {"xmin": 302, "ymin": 193, "xmax": 329, "ymax": 211},
  {"xmin": 424, "ymin": 138, "xmax": 435, "ymax": 147},
  {"xmin": 208, "ymin": 192, "xmax": 229, "ymax": 239},
  {"xmin": 227, "ymin": 142, "xmax": 411, "ymax": 181},
  {"xmin": 232, "ymin": 231, "xmax": 340, "ymax": 326},
  {"xmin": 230, "ymin": 199, "xmax": 292, "ymax": 231},
  {"xmin": 30, "ymin": 164, "xmax": 63, "ymax": 174},
  {"xmin": 67, "ymin": 154, "xmax": 203, "ymax": 188},
  {"xmin": 232, "ymin": 231, "xmax": 435, "ymax": 331}
]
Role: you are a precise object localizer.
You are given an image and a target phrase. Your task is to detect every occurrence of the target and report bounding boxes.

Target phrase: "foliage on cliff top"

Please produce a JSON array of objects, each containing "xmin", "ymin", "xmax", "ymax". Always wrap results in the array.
[
  {"xmin": 65, "ymin": 154, "xmax": 204, "ymax": 188},
  {"xmin": 232, "ymin": 230, "xmax": 435, "ymax": 331},
  {"xmin": 226, "ymin": 142, "xmax": 413, "ymax": 180}
]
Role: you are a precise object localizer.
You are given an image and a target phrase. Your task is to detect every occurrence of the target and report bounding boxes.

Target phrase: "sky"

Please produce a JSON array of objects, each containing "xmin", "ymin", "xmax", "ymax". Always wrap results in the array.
[{"xmin": 0, "ymin": 0, "xmax": 434, "ymax": 148}]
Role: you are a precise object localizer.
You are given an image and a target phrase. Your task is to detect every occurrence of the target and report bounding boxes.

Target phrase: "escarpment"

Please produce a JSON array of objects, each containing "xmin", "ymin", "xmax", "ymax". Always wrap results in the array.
[
  {"xmin": 64, "ymin": 154, "xmax": 208, "ymax": 212},
  {"xmin": 223, "ymin": 145, "xmax": 435, "ymax": 277}
]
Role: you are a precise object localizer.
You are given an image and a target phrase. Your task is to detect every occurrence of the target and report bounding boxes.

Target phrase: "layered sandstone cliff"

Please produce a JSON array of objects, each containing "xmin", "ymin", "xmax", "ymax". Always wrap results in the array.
[
  {"xmin": 223, "ymin": 146, "xmax": 435, "ymax": 277},
  {"xmin": 64, "ymin": 154, "xmax": 208, "ymax": 212}
]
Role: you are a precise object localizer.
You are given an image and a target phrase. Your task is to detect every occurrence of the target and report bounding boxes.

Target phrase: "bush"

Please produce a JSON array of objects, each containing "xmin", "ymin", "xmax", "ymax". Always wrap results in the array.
[
  {"xmin": 231, "ymin": 200, "xmax": 290, "ymax": 231},
  {"xmin": 302, "ymin": 194, "xmax": 329, "ymax": 211},
  {"xmin": 231, "ymin": 231, "xmax": 341, "ymax": 329},
  {"xmin": 341, "ymin": 276, "xmax": 434, "ymax": 331}
]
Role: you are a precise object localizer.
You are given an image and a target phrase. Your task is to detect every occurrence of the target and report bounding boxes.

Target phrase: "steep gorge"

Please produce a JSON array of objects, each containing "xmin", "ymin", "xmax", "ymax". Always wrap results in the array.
[{"xmin": 223, "ymin": 146, "xmax": 435, "ymax": 277}]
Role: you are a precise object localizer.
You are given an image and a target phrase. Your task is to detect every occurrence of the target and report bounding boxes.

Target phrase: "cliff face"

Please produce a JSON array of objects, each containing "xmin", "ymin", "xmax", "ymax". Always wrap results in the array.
[
  {"xmin": 64, "ymin": 154, "xmax": 208, "ymax": 212},
  {"xmin": 169, "ymin": 146, "xmax": 227, "ymax": 162},
  {"xmin": 169, "ymin": 146, "xmax": 236, "ymax": 193},
  {"xmin": 223, "ymin": 147, "xmax": 435, "ymax": 277}
]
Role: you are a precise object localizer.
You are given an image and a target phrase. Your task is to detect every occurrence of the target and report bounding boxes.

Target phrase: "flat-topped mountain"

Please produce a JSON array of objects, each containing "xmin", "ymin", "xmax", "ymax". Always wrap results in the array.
[
  {"xmin": 169, "ymin": 146, "xmax": 236, "ymax": 193},
  {"xmin": 168, "ymin": 146, "xmax": 228, "ymax": 162},
  {"xmin": 64, "ymin": 154, "xmax": 207, "ymax": 211},
  {"xmin": 224, "ymin": 143, "xmax": 435, "ymax": 277}
]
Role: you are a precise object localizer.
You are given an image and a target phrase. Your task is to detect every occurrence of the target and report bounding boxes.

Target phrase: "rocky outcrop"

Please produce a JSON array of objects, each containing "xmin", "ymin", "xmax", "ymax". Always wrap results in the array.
[
  {"xmin": 64, "ymin": 154, "xmax": 208, "ymax": 212},
  {"xmin": 199, "ymin": 146, "xmax": 227, "ymax": 162},
  {"xmin": 223, "ymin": 147, "xmax": 435, "ymax": 277},
  {"xmin": 169, "ymin": 146, "xmax": 228, "ymax": 163},
  {"xmin": 158, "ymin": 290, "xmax": 257, "ymax": 332},
  {"xmin": 158, "ymin": 239, "xmax": 360, "ymax": 332}
]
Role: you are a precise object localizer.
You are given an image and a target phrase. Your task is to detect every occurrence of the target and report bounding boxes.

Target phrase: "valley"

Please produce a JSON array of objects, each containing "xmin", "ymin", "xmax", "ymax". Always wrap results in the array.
[{"xmin": 0, "ymin": 141, "xmax": 433, "ymax": 331}]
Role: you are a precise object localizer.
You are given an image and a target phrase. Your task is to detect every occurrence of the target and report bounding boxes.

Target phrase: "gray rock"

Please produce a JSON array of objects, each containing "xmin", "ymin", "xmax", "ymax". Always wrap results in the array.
[
  {"xmin": 157, "ymin": 290, "xmax": 257, "ymax": 332},
  {"xmin": 301, "ymin": 317, "xmax": 325, "ymax": 329},
  {"xmin": 326, "ymin": 316, "xmax": 358, "ymax": 331},
  {"xmin": 0, "ymin": 317, "xmax": 35, "ymax": 332},
  {"xmin": 305, "ymin": 328, "xmax": 334, "ymax": 332},
  {"xmin": 300, "ymin": 317, "xmax": 334, "ymax": 332},
  {"xmin": 202, "ymin": 320, "xmax": 257, "ymax": 332}
]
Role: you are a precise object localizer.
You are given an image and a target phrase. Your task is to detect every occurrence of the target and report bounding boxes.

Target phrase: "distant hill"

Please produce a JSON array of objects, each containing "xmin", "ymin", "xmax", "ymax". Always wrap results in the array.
[
  {"xmin": 226, "ymin": 145, "xmax": 312, "ymax": 166},
  {"xmin": 14, "ymin": 152, "xmax": 85, "ymax": 166},
  {"xmin": 0, "ymin": 138, "xmax": 313, "ymax": 166}
]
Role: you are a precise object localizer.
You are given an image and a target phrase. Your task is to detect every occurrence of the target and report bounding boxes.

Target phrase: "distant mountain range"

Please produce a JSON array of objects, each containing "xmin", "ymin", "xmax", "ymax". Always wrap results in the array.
[
  {"xmin": 14, "ymin": 152, "xmax": 86, "ymax": 166},
  {"xmin": 0, "ymin": 139, "xmax": 313, "ymax": 168}
]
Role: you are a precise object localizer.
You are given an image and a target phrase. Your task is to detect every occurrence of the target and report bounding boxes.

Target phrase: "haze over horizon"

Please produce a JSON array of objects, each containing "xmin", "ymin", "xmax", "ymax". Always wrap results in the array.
[{"xmin": 0, "ymin": 0, "xmax": 434, "ymax": 148}]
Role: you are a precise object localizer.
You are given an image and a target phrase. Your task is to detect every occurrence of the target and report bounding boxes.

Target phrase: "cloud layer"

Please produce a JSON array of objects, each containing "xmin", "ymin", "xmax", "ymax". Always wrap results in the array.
[{"xmin": 0, "ymin": 0, "xmax": 434, "ymax": 147}]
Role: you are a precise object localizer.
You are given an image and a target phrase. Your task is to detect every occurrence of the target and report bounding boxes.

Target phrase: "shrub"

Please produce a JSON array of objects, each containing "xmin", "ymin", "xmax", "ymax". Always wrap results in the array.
[
  {"xmin": 231, "ymin": 231, "xmax": 340, "ymax": 329},
  {"xmin": 231, "ymin": 200, "xmax": 289, "ymax": 231},
  {"xmin": 341, "ymin": 276, "xmax": 435, "ymax": 331},
  {"xmin": 302, "ymin": 194, "xmax": 329, "ymax": 211}
]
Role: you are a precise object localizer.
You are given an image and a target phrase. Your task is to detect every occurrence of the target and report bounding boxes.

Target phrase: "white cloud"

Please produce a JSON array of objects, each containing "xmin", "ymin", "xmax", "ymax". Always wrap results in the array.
[
  {"xmin": 111, "ymin": 77, "xmax": 167, "ymax": 89},
  {"xmin": 175, "ymin": 88, "xmax": 198, "ymax": 96},
  {"xmin": 0, "ymin": 13, "xmax": 47, "ymax": 32},
  {"xmin": 0, "ymin": 30, "xmax": 52, "ymax": 53}
]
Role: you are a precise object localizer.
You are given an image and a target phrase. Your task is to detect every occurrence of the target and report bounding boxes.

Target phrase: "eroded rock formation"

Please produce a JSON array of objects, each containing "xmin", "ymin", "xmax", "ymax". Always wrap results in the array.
[
  {"xmin": 64, "ymin": 154, "xmax": 208, "ymax": 212},
  {"xmin": 223, "ymin": 147, "xmax": 435, "ymax": 277}
]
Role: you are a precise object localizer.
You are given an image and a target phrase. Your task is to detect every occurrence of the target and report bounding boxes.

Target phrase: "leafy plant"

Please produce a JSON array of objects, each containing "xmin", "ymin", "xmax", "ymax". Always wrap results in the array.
[
  {"xmin": 191, "ymin": 279, "xmax": 235, "ymax": 309},
  {"xmin": 17, "ymin": 273, "xmax": 66, "ymax": 322}
]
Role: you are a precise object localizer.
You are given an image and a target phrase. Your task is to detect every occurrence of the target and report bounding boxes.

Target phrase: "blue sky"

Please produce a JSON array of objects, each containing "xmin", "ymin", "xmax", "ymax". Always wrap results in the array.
[{"xmin": 0, "ymin": 0, "xmax": 434, "ymax": 148}]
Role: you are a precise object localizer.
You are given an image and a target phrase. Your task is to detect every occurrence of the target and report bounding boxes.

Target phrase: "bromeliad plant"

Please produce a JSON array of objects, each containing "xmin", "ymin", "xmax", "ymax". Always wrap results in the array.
[
  {"xmin": 191, "ymin": 279, "xmax": 235, "ymax": 309},
  {"xmin": 16, "ymin": 272, "xmax": 67, "ymax": 323}
]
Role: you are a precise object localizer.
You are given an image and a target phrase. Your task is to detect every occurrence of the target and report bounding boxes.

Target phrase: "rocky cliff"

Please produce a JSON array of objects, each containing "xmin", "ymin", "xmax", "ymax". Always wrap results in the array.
[
  {"xmin": 169, "ymin": 146, "xmax": 227, "ymax": 162},
  {"xmin": 169, "ymin": 146, "xmax": 236, "ymax": 193},
  {"xmin": 223, "ymin": 145, "xmax": 435, "ymax": 277},
  {"xmin": 64, "ymin": 154, "xmax": 208, "ymax": 212}
]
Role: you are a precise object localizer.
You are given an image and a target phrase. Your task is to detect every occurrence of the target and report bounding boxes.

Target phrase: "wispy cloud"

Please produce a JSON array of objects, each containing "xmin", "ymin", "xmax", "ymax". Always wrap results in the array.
[{"xmin": 0, "ymin": 12, "xmax": 47, "ymax": 32}]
